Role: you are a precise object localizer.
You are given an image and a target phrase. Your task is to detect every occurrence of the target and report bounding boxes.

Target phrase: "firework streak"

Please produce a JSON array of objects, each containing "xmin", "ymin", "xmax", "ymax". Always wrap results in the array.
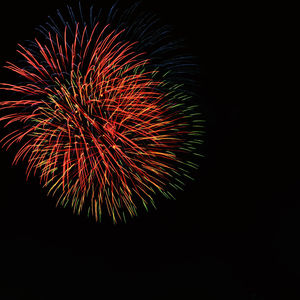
[{"xmin": 0, "ymin": 3, "xmax": 203, "ymax": 223}]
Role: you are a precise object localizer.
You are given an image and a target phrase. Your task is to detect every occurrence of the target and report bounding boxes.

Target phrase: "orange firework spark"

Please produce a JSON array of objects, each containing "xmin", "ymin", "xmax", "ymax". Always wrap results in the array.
[{"xmin": 0, "ymin": 3, "xmax": 203, "ymax": 223}]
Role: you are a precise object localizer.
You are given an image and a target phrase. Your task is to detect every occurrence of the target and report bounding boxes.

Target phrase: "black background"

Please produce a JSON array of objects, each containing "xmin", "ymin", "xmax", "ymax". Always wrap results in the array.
[{"xmin": 0, "ymin": 0, "xmax": 298, "ymax": 299}]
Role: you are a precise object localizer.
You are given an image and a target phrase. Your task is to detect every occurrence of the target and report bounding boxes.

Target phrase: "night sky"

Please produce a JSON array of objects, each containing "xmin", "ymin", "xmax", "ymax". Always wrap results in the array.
[{"xmin": 0, "ymin": 1, "xmax": 298, "ymax": 299}]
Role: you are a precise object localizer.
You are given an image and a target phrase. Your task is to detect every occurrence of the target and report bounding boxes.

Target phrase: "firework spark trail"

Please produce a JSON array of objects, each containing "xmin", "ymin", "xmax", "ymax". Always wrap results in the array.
[{"xmin": 0, "ymin": 3, "xmax": 203, "ymax": 223}]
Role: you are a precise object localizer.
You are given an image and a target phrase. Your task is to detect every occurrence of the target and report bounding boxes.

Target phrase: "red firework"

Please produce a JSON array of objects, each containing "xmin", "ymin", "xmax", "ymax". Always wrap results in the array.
[{"xmin": 0, "ymin": 22, "xmax": 189, "ymax": 223}]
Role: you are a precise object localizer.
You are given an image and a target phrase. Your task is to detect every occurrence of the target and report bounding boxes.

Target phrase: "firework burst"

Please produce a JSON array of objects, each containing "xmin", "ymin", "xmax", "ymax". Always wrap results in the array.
[{"xmin": 0, "ymin": 2, "xmax": 203, "ymax": 223}]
